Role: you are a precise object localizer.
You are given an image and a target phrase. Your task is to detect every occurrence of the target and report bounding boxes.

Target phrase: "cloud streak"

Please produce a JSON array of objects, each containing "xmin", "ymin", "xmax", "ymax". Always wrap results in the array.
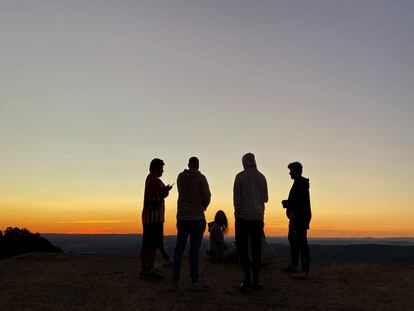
[{"xmin": 59, "ymin": 220, "xmax": 128, "ymax": 224}]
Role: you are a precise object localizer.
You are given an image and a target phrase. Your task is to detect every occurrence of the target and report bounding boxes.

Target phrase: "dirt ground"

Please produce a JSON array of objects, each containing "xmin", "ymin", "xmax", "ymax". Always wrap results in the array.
[{"xmin": 0, "ymin": 253, "xmax": 413, "ymax": 311}]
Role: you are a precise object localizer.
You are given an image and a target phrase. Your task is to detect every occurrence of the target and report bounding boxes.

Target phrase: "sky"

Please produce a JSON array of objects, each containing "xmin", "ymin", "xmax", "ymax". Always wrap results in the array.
[{"xmin": 1, "ymin": 0, "xmax": 413, "ymax": 237}]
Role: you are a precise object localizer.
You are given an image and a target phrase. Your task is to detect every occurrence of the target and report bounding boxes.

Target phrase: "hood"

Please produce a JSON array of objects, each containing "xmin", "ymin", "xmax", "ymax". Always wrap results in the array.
[
  {"xmin": 242, "ymin": 153, "xmax": 257, "ymax": 169},
  {"xmin": 182, "ymin": 169, "xmax": 201, "ymax": 180}
]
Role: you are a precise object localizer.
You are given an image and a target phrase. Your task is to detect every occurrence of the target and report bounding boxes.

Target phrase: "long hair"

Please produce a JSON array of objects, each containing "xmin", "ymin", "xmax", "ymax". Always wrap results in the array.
[{"xmin": 214, "ymin": 210, "xmax": 228, "ymax": 234}]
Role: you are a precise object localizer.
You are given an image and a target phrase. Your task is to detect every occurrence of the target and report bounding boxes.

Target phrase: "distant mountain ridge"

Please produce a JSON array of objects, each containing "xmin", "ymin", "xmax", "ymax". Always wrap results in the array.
[{"xmin": 43, "ymin": 234, "xmax": 414, "ymax": 263}]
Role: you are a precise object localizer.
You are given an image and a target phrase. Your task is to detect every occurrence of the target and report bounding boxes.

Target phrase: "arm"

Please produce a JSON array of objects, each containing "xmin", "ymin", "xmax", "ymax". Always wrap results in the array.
[
  {"xmin": 210, "ymin": 225, "xmax": 227, "ymax": 250},
  {"xmin": 201, "ymin": 176, "xmax": 211, "ymax": 209},
  {"xmin": 263, "ymin": 176, "xmax": 269, "ymax": 203},
  {"xmin": 233, "ymin": 175, "xmax": 242, "ymax": 216}
]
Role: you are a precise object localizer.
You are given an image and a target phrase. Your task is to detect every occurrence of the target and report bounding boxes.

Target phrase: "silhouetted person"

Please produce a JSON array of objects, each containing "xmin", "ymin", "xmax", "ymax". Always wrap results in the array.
[
  {"xmin": 282, "ymin": 161, "xmax": 312, "ymax": 279},
  {"xmin": 172, "ymin": 157, "xmax": 211, "ymax": 290},
  {"xmin": 234, "ymin": 153, "xmax": 268, "ymax": 292},
  {"xmin": 140, "ymin": 158, "xmax": 173, "ymax": 280},
  {"xmin": 208, "ymin": 210, "xmax": 237, "ymax": 261}
]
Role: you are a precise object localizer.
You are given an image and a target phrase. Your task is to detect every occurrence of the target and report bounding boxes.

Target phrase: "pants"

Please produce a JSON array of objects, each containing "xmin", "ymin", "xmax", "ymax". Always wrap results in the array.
[
  {"xmin": 140, "ymin": 222, "xmax": 163, "ymax": 273},
  {"xmin": 172, "ymin": 219, "xmax": 206, "ymax": 283},
  {"xmin": 288, "ymin": 228, "xmax": 310, "ymax": 272},
  {"xmin": 235, "ymin": 218, "xmax": 264, "ymax": 284}
]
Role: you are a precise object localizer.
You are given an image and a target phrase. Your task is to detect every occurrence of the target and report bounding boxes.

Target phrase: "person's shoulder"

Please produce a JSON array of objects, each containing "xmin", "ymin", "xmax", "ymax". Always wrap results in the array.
[
  {"xmin": 257, "ymin": 170, "xmax": 267, "ymax": 179},
  {"xmin": 177, "ymin": 170, "xmax": 186, "ymax": 178},
  {"xmin": 298, "ymin": 177, "xmax": 310, "ymax": 188}
]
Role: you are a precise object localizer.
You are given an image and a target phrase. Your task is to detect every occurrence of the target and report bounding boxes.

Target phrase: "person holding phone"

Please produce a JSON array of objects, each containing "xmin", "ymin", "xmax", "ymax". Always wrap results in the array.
[{"xmin": 140, "ymin": 158, "xmax": 173, "ymax": 281}]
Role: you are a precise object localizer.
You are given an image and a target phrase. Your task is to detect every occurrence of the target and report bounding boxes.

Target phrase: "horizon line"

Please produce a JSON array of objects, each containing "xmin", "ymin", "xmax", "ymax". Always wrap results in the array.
[{"xmin": 39, "ymin": 233, "xmax": 414, "ymax": 239}]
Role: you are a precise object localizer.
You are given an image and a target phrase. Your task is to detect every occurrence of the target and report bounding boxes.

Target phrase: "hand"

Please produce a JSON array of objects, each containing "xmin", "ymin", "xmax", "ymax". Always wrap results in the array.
[
  {"xmin": 281, "ymin": 200, "xmax": 288, "ymax": 208},
  {"xmin": 165, "ymin": 184, "xmax": 174, "ymax": 191}
]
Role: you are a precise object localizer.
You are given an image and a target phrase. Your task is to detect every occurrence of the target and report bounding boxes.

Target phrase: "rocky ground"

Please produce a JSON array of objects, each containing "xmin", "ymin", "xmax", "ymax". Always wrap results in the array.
[{"xmin": 0, "ymin": 253, "xmax": 413, "ymax": 310}]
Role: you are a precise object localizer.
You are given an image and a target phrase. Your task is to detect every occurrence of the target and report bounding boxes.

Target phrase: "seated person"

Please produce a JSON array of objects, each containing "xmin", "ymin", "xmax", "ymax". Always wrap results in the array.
[{"xmin": 208, "ymin": 210, "xmax": 238, "ymax": 261}]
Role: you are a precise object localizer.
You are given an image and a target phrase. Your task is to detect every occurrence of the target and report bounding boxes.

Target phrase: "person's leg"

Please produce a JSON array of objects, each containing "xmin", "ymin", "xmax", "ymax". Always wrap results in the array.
[
  {"xmin": 288, "ymin": 228, "xmax": 299, "ymax": 269},
  {"xmin": 189, "ymin": 219, "xmax": 206, "ymax": 283},
  {"xmin": 158, "ymin": 225, "xmax": 170, "ymax": 260},
  {"xmin": 141, "ymin": 223, "xmax": 152, "ymax": 273},
  {"xmin": 235, "ymin": 218, "xmax": 251, "ymax": 286},
  {"xmin": 298, "ymin": 229, "xmax": 310, "ymax": 273},
  {"xmin": 250, "ymin": 220, "xmax": 264, "ymax": 286},
  {"xmin": 172, "ymin": 220, "xmax": 189, "ymax": 284},
  {"xmin": 140, "ymin": 223, "xmax": 159, "ymax": 278}
]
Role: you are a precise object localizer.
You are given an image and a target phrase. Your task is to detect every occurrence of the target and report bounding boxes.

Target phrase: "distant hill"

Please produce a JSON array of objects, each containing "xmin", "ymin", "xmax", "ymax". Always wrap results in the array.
[
  {"xmin": 0, "ymin": 228, "xmax": 62, "ymax": 260},
  {"xmin": 42, "ymin": 234, "xmax": 414, "ymax": 263}
]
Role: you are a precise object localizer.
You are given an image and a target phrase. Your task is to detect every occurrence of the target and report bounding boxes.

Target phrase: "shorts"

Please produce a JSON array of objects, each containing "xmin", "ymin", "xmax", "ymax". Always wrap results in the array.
[{"xmin": 142, "ymin": 222, "xmax": 164, "ymax": 248}]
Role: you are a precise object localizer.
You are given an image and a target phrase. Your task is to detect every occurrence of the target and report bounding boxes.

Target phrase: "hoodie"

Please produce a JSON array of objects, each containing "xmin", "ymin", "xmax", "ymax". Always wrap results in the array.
[
  {"xmin": 286, "ymin": 176, "xmax": 312, "ymax": 229},
  {"xmin": 233, "ymin": 153, "xmax": 269, "ymax": 220},
  {"xmin": 176, "ymin": 169, "xmax": 211, "ymax": 220}
]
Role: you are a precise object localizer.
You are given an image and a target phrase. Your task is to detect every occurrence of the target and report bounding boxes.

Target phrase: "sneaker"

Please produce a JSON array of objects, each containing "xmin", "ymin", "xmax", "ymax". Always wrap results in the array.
[
  {"xmin": 284, "ymin": 264, "xmax": 298, "ymax": 273},
  {"xmin": 251, "ymin": 282, "xmax": 263, "ymax": 290},
  {"xmin": 149, "ymin": 269, "xmax": 164, "ymax": 281},
  {"xmin": 139, "ymin": 271, "xmax": 152, "ymax": 280},
  {"xmin": 192, "ymin": 279, "xmax": 212, "ymax": 290},
  {"xmin": 291, "ymin": 271, "xmax": 310, "ymax": 280},
  {"xmin": 170, "ymin": 281, "xmax": 178, "ymax": 290},
  {"xmin": 239, "ymin": 281, "xmax": 252, "ymax": 293}
]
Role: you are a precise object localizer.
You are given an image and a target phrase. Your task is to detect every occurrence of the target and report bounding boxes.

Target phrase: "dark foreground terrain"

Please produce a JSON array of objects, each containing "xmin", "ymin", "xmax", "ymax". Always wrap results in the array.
[{"xmin": 0, "ymin": 253, "xmax": 413, "ymax": 311}]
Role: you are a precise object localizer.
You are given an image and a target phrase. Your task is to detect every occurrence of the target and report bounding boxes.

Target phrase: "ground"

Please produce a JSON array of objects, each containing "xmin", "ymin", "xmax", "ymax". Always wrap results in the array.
[{"xmin": 0, "ymin": 253, "xmax": 413, "ymax": 310}]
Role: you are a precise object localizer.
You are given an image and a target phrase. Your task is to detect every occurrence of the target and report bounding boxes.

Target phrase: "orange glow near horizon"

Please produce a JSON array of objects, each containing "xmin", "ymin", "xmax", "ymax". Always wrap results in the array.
[{"xmin": 2, "ymin": 199, "xmax": 413, "ymax": 238}]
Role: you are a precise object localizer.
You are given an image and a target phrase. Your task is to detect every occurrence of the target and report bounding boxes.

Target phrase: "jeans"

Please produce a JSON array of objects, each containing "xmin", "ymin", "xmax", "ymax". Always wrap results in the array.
[
  {"xmin": 172, "ymin": 219, "xmax": 206, "ymax": 283},
  {"xmin": 288, "ymin": 227, "xmax": 310, "ymax": 272},
  {"xmin": 235, "ymin": 218, "xmax": 264, "ymax": 284}
]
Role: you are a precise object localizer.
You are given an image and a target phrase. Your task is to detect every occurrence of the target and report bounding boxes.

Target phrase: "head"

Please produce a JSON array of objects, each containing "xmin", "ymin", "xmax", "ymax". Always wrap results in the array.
[
  {"xmin": 288, "ymin": 161, "xmax": 303, "ymax": 180},
  {"xmin": 214, "ymin": 210, "xmax": 228, "ymax": 234},
  {"xmin": 149, "ymin": 158, "xmax": 165, "ymax": 177},
  {"xmin": 188, "ymin": 156, "xmax": 199, "ymax": 170},
  {"xmin": 242, "ymin": 153, "xmax": 257, "ymax": 169}
]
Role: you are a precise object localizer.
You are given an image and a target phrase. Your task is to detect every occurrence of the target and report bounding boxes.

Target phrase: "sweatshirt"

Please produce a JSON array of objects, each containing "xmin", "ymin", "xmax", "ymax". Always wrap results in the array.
[
  {"xmin": 233, "ymin": 153, "xmax": 268, "ymax": 220},
  {"xmin": 286, "ymin": 176, "xmax": 312, "ymax": 229},
  {"xmin": 176, "ymin": 169, "xmax": 211, "ymax": 221}
]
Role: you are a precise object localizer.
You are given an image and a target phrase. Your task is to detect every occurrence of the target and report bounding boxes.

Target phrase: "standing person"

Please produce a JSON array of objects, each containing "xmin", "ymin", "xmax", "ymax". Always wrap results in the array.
[
  {"xmin": 233, "ymin": 153, "xmax": 268, "ymax": 292},
  {"xmin": 172, "ymin": 157, "xmax": 212, "ymax": 290},
  {"xmin": 140, "ymin": 158, "xmax": 173, "ymax": 280},
  {"xmin": 282, "ymin": 161, "xmax": 312, "ymax": 279}
]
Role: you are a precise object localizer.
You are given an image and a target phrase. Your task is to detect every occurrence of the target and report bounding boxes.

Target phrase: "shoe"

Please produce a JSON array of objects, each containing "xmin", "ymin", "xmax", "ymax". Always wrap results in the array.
[
  {"xmin": 192, "ymin": 279, "xmax": 212, "ymax": 290},
  {"xmin": 291, "ymin": 271, "xmax": 310, "ymax": 280},
  {"xmin": 239, "ymin": 281, "xmax": 251, "ymax": 293},
  {"xmin": 139, "ymin": 271, "xmax": 152, "ymax": 280},
  {"xmin": 149, "ymin": 269, "xmax": 164, "ymax": 281},
  {"xmin": 284, "ymin": 264, "xmax": 297, "ymax": 273},
  {"xmin": 251, "ymin": 282, "xmax": 263, "ymax": 290},
  {"xmin": 170, "ymin": 281, "xmax": 178, "ymax": 290}
]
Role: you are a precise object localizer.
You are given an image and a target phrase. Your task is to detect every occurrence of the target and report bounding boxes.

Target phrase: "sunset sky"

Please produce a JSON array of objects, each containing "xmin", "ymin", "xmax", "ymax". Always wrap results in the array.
[{"xmin": 1, "ymin": 1, "xmax": 413, "ymax": 237}]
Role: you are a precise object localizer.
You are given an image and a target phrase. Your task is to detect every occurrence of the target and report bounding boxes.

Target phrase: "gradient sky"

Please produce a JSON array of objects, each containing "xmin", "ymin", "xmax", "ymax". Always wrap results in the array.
[{"xmin": 1, "ymin": 0, "xmax": 413, "ymax": 237}]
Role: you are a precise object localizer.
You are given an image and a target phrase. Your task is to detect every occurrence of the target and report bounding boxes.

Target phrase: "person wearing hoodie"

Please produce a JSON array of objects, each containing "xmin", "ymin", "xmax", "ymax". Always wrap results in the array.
[
  {"xmin": 282, "ymin": 161, "xmax": 312, "ymax": 279},
  {"xmin": 172, "ymin": 157, "xmax": 212, "ymax": 290},
  {"xmin": 233, "ymin": 153, "xmax": 268, "ymax": 292}
]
